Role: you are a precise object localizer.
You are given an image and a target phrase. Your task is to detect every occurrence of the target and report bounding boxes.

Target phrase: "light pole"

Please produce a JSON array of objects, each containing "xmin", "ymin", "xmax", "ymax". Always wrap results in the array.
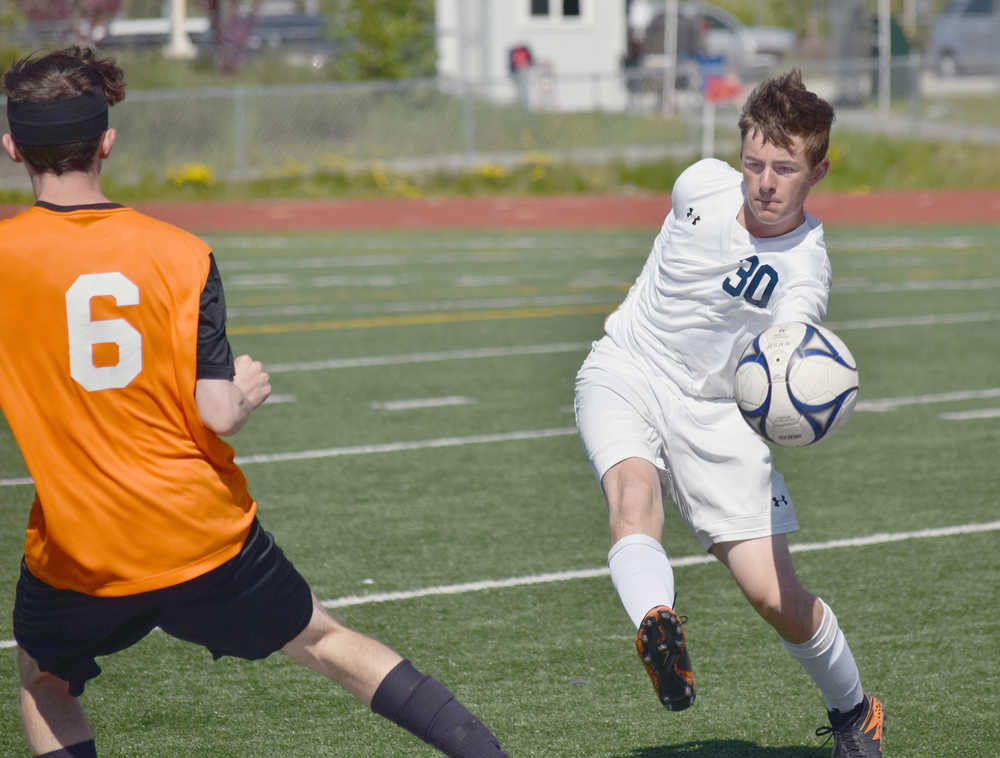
[{"xmin": 164, "ymin": 0, "xmax": 197, "ymax": 60}]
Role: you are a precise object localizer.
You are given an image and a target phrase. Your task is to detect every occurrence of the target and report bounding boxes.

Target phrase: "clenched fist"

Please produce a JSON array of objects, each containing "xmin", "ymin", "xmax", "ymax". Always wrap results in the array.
[{"xmin": 233, "ymin": 354, "xmax": 272, "ymax": 411}]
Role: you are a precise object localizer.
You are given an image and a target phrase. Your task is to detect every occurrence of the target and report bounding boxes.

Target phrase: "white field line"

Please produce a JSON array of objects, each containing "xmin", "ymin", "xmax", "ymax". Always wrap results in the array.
[
  {"xmin": 210, "ymin": 231, "xmax": 996, "ymax": 255},
  {"xmin": 2, "ymin": 310, "xmax": 997, "ymax": 484},
  {"xmin": 210, "ymin": 236, "xmax": 640, "ymax": 253},
  {"xmin": 322, "ymin": 521, "xmax": 1000, "ymax": 608},
  {"xmin": 2, "ymin": 520, "xmax": 997, "ymax": 649},
  {"xmin": 372, "ymin": 396, "xmax": 476, "ymax": 411},
  {"xmin": 831, "ymin": 237, "xmax": 984, "ymax": 251},
  {"xmin": 233, "ymin": 427, "xmax": 578, "ymax": 466},
  {"xmin": 3, "ymin": 386, "xmax": 999, "ymax": 485},
  {"xmin": 856, "ymin": 387, "xmax": 1000, "ymax": 412},
  {"xmin": 228, "ymin": 293, "xmax": 615, "ymax": 318},
  {"xmin": 940, "ymin": 408, "xmax": 1000, "ymax": 420},
  {"xmin": 839, "ymin": 277, "xmax": 1000, "ymax": 293},
  {"xmin": 267, "ymin": 312, "xmax": 997, "ymax": 375},
  {"xmin": 267, "ymin": 342, "xmax": 592, "ymax": 374},
  {"xmin": 212, "ymin": 233, "xmax": 984, "ymax": 266},
  {"xmin": 266, "ymin": 309, "xmax": 995, "ymax": 376},
  {"xmin": 827, "ymin": 311, "xmax": 1000, "ymax": 331},
  {"xmin": 229, "ymin": 284, "xmax": 1000, "ymax": 319}
]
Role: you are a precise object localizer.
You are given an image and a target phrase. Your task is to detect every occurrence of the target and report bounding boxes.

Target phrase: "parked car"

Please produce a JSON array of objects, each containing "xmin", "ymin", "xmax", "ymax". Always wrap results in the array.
[
  {"xmin": 633, "ymin": 0, "xmax": 797, "ymax": 71},
  {"xmin": 927, "ymin": 0, "xmax": 1000, "ymax": 76},
  {"xmin": 687, "ymin": 2, "xmax": 796, "ymax": 68},
  {"xmin": 93, "ymin": 12, "xmax": 334, "ymax": 68}
]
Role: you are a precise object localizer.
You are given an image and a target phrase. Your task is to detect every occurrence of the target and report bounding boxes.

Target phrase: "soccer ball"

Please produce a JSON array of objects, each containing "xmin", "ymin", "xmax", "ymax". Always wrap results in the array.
[{"xmin": 735, "ymin": 322, "xmax": 859, "ymax": 448}]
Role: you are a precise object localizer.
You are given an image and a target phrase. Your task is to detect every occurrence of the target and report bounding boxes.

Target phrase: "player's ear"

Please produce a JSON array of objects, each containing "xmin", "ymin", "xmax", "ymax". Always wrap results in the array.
[
  {"xmin": 2, "ymin": 133, "xmax": 23, "ymax": 164},
  {"xmin": 97, "ymin": 128, "xmax": 117, "ymax": 160},
  {"xmin": 809, "ymin": 157, "xmax": 830, "ymax": 187}
]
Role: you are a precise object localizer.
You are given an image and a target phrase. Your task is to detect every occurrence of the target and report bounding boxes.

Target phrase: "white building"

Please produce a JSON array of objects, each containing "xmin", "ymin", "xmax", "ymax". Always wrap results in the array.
[{"xmin": 434, "ymin": 0, "xmax": 628, "ymax": 112}]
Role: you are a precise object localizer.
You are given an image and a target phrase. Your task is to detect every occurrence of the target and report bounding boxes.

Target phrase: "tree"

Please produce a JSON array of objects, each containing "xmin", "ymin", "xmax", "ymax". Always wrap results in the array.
[
  {"xmin": 327, "ymin": 0, "xmax": 435, "ymax": 80},
  {"xmin": 14, "ymin": 0, "xmax": 121, "ymax": 43},
  {"xmin": 201, "ymin": 0, "xmax": 263, "ymax": 72}
]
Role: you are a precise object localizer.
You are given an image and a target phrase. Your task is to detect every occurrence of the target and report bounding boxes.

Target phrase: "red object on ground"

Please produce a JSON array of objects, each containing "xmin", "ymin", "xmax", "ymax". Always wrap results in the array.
[{"xmin": 704, "ymin": 76, "xmax": 743, "ymax": 103}]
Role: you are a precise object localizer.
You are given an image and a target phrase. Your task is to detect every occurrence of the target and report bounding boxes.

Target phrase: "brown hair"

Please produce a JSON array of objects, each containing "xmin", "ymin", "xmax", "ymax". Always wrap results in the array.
[
  {"xmin": 738, "ymin": 69, "xmax": 834, "ymax": 168},
  {"xmin": 3, "ymin": 46, "xmax": 125, "ymax": 175}
]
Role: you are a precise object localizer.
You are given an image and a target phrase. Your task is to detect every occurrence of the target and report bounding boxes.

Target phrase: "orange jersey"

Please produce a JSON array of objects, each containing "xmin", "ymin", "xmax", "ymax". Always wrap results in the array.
[{"xmin": 0, "ymin": 204, "xmax": 256, "ymax": 596}]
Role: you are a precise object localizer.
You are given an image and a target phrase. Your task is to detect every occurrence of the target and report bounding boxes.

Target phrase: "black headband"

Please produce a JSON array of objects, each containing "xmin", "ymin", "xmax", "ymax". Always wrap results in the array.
[{"xmin": 6, "ymin": 90, "xmax": 109, "ymax": 146}]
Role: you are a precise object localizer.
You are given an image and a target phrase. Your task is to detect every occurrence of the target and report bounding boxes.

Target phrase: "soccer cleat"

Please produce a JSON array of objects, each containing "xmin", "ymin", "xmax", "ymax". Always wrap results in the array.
[
  {"xmin": 815, "ymin": 694, "xmax": 885, "ymax": 757},
  {"xmin": 635, "ymin": 605, "xmax": 695, "ymax": 711}
]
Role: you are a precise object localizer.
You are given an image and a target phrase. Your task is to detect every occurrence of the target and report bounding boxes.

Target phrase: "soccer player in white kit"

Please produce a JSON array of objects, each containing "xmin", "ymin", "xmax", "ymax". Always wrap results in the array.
[{"xmin": 574, "ymin": 71, "xmax": 884, "ymax": 757}]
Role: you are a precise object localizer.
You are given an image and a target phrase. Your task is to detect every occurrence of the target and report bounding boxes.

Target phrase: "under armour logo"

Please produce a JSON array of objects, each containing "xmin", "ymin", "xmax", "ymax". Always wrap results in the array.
[
  {"xmin": 686, "ymin": 207, "xmax": 701, "ymax": 225},
  {"xmin": 772, "ymin": 495, "xmax": 789, "ymax": 508}
]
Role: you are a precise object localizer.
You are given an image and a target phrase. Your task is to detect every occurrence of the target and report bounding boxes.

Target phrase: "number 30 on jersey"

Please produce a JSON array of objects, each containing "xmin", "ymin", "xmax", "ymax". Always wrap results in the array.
[
  {"xmin": 65, "ymin": 272, "xmax": 142, "ymax": 392},
  {"xmin": 722, "ymin": 255, "xmax": 778, "ymax": 308}
]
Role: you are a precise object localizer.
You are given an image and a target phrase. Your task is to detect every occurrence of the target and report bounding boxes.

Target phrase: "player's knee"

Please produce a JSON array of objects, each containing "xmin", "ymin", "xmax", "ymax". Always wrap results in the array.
[
  {"xmin": 15, "ymin": 647, "xmax": 61, "ymax": 693},
  {"xmin": 608, "ymin": 499, "xmax": 663, "ymax": 539},
  {"xmin": 20, "ymin": 668, "xmax": 73, "ymax": 702},
  {"xmin": 287, "ymin": 603, "xmax": 343, "ymax": 650},
  {"xmin": 746, "ymin": 585, "xmax": 816, "ymax": 640},
  {"xmin": 604, "ymin": 462, "xmax": 662, "ymax": 528},
  {"xmin": 744, "ymin": 584, "xmax": 783, "ymax": 624},
  {"xmin": 609, "ymin": 489, "xmax": 661, "ymax": 520}
]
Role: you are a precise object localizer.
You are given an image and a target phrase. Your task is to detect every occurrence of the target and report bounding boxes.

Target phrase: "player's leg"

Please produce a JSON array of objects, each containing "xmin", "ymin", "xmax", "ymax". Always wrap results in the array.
[
  {"xmin": 602, "ymin": 456, "xmax": 673, "ymax": 622},
  {"xmin": 162, "ymin": 521, "xmax": 510, "ymax": 757},
  {"xmin": 575, "ymin": 346, "xmax": 676, "ymax": 627},
  {"xmin": 602, "ymin": 460, "xmax": 695, "ymax": 712},
  {"xmin": 710, "ymin": 535, "xmax": 864, "ymax": 706},
  {"xmin": 13, "ymin": 558, "xmax": 159, "ymax": 758},
  {"xmin": 284, "ymin": 593, "xmax": 510, "ymax": 757},
  {"xmin": 280, "ymin": 592, "xmax": 402, "ymax": 704},
  {"xmin": 710, "ymin": 534, "xmax": 822, "ymax": 643},
  {"xmin": 575, "ymin": 346, "xmax": 693, "ymax": 709},
  {"xmin": 711, "ymin": 535, "xmax": 883, "ymax": 755},
  {"xmin": 17, "ymin": 647, "xmax": 97, "ymax": 757}
]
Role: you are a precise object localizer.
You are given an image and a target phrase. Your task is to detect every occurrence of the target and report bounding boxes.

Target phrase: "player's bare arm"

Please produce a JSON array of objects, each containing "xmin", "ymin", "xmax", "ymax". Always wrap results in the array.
[{"xmin": 195, "ymin": 354, "xmax": 271, "ymax": 435}]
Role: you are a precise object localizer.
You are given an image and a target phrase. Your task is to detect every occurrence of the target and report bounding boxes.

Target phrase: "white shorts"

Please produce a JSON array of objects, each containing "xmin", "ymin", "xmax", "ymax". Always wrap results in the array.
[{"xmin": 574, "ymin": 337, "xmax": 798, "ymax": 550}]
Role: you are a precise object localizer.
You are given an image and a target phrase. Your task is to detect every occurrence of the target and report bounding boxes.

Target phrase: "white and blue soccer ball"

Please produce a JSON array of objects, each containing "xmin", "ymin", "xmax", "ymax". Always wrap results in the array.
[{"xmin": 735, "ymin": 322, "xmax": 859, "ymax": 448}]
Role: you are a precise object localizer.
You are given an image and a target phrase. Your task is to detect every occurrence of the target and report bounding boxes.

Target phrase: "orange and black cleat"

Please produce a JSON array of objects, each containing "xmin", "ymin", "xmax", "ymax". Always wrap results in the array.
[
  {"xmin": 635, "ymin": 605, "xmax": 695, "ymax": 711},
  {"xmin": 816, "ymin": 694, "xmax": 885, "ymax": 757}
]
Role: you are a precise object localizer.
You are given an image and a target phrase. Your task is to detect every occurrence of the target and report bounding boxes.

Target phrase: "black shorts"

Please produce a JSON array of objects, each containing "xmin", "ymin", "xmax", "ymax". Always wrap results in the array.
[{"xmin": 13, "ymin": 518, "xmax": 313, "ymax": 697}]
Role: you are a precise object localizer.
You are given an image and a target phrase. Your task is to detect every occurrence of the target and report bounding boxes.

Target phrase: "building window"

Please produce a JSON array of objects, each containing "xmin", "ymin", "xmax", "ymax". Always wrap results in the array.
[
  {"xmin": 529, "ymin": 0, "xmax": 582, "ymax": 18},
  {"xmin": 965, "ymin": 0, "xmax": 993, "ymax": 14}
]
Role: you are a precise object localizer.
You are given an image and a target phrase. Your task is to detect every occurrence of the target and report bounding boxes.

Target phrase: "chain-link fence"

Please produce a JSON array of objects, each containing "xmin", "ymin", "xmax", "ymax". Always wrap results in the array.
[
  {"xmin": 0, "ymin": 73, "xmax": 697, "ymax": 190},
  {"xmin": 1, "ymin": 57, "xmax": 997, "ymax": 191}
]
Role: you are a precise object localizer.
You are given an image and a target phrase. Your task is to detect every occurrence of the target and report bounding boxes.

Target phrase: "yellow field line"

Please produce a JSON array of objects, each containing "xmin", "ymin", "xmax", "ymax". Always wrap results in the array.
[{"xmin": 228, "ymin": 303, "xmax": 617, "ymax": 335}]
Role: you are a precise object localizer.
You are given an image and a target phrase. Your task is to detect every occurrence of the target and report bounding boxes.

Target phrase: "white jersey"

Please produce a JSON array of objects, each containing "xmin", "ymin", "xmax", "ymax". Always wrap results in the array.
[{"xmin": 603, "ymin": 158, "xmax": 831, "ymax": 400}]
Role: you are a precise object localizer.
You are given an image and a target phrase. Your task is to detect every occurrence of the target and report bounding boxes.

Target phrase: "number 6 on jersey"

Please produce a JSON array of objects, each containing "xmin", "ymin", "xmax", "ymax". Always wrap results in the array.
[{"xmin": 65, "ymin": 272, "xmax": 142, "ymax": 392}]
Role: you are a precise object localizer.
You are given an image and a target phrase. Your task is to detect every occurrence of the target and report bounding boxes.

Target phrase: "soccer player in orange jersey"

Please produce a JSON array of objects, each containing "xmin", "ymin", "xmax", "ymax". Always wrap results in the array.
[{"xmin": 1, "ymin": 47, "xmax": 511, "ymax": 758}]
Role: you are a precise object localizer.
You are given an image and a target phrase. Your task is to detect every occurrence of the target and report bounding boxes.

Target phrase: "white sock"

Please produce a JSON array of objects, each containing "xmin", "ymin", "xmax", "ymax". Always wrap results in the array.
[
  {"xmin": 782, "ymin": 599, "xmax": 864, "ymax": 713},
  {"xmin": 608, "ymin": 533, "xmax": 675, "ymax": 630}
]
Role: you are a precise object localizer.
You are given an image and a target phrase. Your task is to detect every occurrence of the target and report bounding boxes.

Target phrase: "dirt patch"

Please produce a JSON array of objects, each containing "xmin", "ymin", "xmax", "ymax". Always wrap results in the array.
[{"xmin": 2, "ymin": 190, "xmax": 998, "ymax": 231}]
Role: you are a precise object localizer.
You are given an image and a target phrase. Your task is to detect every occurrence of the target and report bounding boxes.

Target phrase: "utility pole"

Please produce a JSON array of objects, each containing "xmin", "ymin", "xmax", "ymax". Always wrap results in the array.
[
  {"xmin": 661, "ymin": 0, "xmax": 678, "ymax": 115},
  {"xmin": 164, "ymin": 0, "xmax": 197, "ymax": 60},
  {"xmin": 902, "ymin": 0, "xmax": 917, "ymax": 38},
  {"xmin": 877, "ymin": 0, "xmax": 891, "ymax": 119}
]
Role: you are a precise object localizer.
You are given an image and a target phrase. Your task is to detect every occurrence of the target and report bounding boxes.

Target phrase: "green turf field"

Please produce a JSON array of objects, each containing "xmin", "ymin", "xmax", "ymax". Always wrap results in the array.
[{"xmin": 1, "ymin": 223, "xmax": 998, "ymax": 757}]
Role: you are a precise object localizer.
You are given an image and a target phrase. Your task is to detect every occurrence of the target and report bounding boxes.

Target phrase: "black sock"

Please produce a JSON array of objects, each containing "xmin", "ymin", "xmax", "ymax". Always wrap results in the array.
[
  {"xmin": 37, "ymin": 740, "xmax": 98, "ymax": 758},
  {"xmin": 370, "ymin": 659, "xmax": 509, "ymax": 758}
]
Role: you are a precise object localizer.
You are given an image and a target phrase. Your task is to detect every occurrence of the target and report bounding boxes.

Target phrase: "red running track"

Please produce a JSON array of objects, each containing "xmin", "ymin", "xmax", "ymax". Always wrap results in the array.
[{"xmin": 2, "ymin": 190, "xmax": 998, "ymax": 231}]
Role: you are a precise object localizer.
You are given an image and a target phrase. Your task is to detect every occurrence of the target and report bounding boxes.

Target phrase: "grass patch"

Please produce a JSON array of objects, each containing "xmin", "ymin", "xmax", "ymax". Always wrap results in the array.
[{"xmin": 1, "ymin": 224, "xmax": 998, "ymax": 755}]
